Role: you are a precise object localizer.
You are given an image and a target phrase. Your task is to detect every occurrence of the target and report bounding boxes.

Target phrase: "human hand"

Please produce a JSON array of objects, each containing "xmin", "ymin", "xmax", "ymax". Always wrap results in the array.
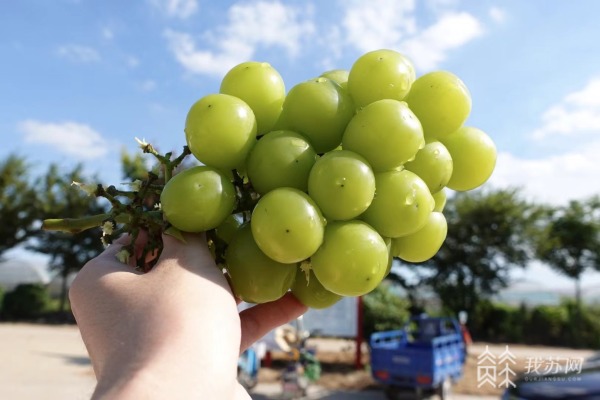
[{"xmin": 69, "ymin": 232, "xmax": 307, "ymax": 399}]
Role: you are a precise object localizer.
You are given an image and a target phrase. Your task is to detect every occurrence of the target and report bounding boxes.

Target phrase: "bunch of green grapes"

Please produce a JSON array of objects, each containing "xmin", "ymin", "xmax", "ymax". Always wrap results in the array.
[{"xmin": 159, "ymin": 49, "xmax": 497, "ymax": 309}]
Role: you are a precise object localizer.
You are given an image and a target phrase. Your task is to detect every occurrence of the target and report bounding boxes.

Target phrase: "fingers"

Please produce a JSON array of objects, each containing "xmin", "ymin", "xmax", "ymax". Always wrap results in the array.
[
  {"xmin": 151, "ymin": 232, "xmax": 218, "ymax": 275},
  {"xmin": 69, "ymin": 235, "xmax": 145, "ymax": 313},
  {"xmin": 88, "ymin": 231, "xmax": 154, "ymax": 272},
  {"xmin": 238, "ymin": 293, "xmax": 307, "ymax": 352},
  {"xmin": 158, "ymin": 232, "xmax": 207, "ymax": 260}
]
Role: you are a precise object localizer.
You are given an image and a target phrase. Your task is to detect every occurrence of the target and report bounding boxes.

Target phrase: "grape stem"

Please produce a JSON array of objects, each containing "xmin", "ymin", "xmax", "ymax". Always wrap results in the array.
[
  {"xmin": 42, "ymin": 142, "xmax": 192, "ymax": 272},
  {"xmin": 42, "ymin": 213, "xmax": 131, "ymax": 233},
  {"xmin": 42, "ymin": 211, "xmax": 163, "ymax": 234},
  {"xmin": 141, "ymin": 144, "xmax": 191, "ymax": 184}
]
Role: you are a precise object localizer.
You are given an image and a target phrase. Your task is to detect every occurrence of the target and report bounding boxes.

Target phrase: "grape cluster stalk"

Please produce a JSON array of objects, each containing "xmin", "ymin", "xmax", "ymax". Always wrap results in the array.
[{"xmin": 43, "ymin": 49, "xmax": 497, "ymax": 308}]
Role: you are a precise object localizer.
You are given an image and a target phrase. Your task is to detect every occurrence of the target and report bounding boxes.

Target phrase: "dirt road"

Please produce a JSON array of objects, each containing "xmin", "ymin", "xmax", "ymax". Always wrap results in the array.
[
  {"xmin": 0, "ymin": 323, "xmax": 96, "ymax": 400},
  {"xmin": 0, "ymin": 323, "xmax": 595, "ymax": 400}
]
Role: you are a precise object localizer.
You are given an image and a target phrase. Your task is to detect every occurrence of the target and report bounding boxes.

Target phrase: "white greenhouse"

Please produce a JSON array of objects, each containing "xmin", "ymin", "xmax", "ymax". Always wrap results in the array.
[{"xmin": 0, "ymin": 258, "xmax": 51, "ymax": 292}]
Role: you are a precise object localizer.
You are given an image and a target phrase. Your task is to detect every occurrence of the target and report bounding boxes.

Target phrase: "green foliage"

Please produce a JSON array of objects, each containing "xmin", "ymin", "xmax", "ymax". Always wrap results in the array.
[
  {"xmin": 0, "ymin": 284, "xmax": 51, "ymax": 321},
  {"xmin": 121, "ymin": 149, "xmax": 158, "ymax": 181},
  {"xmin": 28, "ymin": 164, "xmax": 108, "ymax": 312},
  {"xmin": 0, "ymin": 154, "xmax": 39, "ymax": 258},
  {"xmin": 469, "ymin": 300, "xmax": 600, "ymax": 348},
  {"xmin": 406, "ymin": 188, "xmax": 539, "ymax": 316},
  {"xmin": 471, "ymin": 300, "xmax": 526, "ymax": 343},
  {"xmin": 536, "ymin": 197, "xmax": 600, "ymax": 306},
  {"xmin": 363, "ymin": 280, "xmax": 410, "ymax": 339},
  {"xmin": 528, "ymin": 305, "xmax": 568, "ymax": 346}
]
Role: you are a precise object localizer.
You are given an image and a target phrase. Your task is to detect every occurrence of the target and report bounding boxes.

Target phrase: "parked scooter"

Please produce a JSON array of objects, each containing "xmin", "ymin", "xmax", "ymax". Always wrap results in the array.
[
  {"xmin": 275, "ymin": 316, "xmax": 321, "ymax": 399},
  {"xmin": 237, "ymin": 345, "xmax": 260, "ymax": 390}
]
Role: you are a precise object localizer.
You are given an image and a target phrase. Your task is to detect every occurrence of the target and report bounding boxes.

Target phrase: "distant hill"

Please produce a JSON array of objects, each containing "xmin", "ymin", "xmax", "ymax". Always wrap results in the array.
[{"xmin": 494, "ymin": 280, "xmax": 600, "ymax": 306}]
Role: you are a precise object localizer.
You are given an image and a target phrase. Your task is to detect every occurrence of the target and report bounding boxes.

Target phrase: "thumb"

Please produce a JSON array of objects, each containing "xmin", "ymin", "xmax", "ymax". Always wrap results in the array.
[{"xmin": 153, "ymin": 232, "xmax": 217, "ymax": 273}]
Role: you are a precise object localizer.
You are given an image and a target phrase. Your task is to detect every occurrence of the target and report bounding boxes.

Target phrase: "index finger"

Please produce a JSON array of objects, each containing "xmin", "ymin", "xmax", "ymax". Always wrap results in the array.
[{"xmin": 238, "ymin": 293, "xmax": 307, "ymax": 352}]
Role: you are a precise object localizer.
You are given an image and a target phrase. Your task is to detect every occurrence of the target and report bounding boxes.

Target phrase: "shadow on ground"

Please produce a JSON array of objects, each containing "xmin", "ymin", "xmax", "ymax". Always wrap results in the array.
[{"xmin": 39, "ymin": 352, "xmax": 91, "ymax": 366}]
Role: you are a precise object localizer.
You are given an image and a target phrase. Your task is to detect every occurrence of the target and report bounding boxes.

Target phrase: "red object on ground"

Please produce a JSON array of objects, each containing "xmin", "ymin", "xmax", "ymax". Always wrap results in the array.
[
  {"xmin": 355, "ymin": 296, "xmax": 363, "ymax": 369},
  {"xmin": 262, "ymin": 350, "xmax": 272, "ymax": 368},
  {"xmin": 461, "ymin": 324, "xmax": 472, "ymax": 347}
]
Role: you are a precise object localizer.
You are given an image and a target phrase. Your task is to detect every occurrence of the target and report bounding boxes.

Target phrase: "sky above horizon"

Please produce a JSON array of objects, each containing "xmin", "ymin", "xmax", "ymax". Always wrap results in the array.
[{"xmin": 2, "ymin": 0, "xmax": 600, "ymax": 290}]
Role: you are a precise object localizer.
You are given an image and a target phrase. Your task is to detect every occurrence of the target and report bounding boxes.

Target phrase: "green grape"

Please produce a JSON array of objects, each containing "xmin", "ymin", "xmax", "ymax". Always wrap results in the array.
[
  {"xmin": 319, "ymin": 69, "xmax": 349, "ymax": 88},
  {"xmin": 383, "ymin": 236, "xmax": 393, "ymax": 277},
  {"xmin": 392, "ymin": 212, "xmax": 447, "ymax": 263},
  {"xmin": 342, "ymin": 99, "xmax": 424, "ymax": 172},
  {"xmin": 361, "ymin": 169, "xmax": 434, "ymax": 238},
  {"xmin": 225, "ymin": 224, "xmax": 297, "ymax": 304},
  {"xmin": 432, "ymin": 189, "xmax": 447, "ymax": 212},
  {"xmin": 246, "ymin": 130, "xmax": 317, "ymax": 194},
  {"xmin": 441, "ymin": 126, "xmax": 497, "ymax": 191},
  {"xmin": 160, "ymin": 166, "xmax": 236, "ymax": 232},
  {"xmin": 404, "ymin": 71, "xmax": 471, "ymax": 140},
  {"xmin": 404, "ymin": 141, "xmax": 453, "ymax": 194},
  {"xmin": 185, "ymin": 93, "xmax": 257, "ymax": 170},
  {"xmin": 220, "ymin": 61, "xmax": 285, "ymax": 135},
  {"xmin": 215, "ymin": 214, "xmax": 242, "ymax": 244},
  {"xmin": 311, "ymin": 220, "xmax": 388, "ymax": 297},
  {"xmin": 278, "ymin": 77, "xmax": 355, "ymax": 153},
  {"xmin": 291, "ymin": 267, "xmax": 342, "ymax": 309},
  {"xmin": 251, "ymin": 187, "xmax": 325, "ymax": 263},
  {"xmin": 347, "ymin": 49, "xmax": 415, "ymax": 108},
  {"xmin": 308, "ymin": 150, "xmax": 375, "ymax": 221}
]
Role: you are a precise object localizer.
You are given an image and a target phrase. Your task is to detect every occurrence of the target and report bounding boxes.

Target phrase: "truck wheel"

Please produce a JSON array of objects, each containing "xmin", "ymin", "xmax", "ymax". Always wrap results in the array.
[
  {"xmin": 383, "ymin": 386, "xmax": 402, "ymax": 400},
  {"xmin": 384, "ymin": 386, "xmax": 415, "ymax": 400},
  {"xmin": 437, "ymin": 377, "xmax": 452, "ymax": 400}
]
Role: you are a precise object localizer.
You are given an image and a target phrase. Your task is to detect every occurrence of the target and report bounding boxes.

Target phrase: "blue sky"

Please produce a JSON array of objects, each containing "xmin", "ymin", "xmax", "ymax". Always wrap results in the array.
[{"xmin": 2, "ymin": 0, "xmax": 600, "ymax": 289}]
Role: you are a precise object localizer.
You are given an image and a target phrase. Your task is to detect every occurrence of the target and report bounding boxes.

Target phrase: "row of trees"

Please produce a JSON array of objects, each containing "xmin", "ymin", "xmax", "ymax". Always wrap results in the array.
[
  {"xmin": 390, "ymin": 188, "xmax": 600, "ymax": 318},
  {"xmin": 0, "ymin": 152, "xmax": 151, "ymax": 313},
  {"xmin": 1, "ymin": 152, "xmax": 600, "ymax": 327}
]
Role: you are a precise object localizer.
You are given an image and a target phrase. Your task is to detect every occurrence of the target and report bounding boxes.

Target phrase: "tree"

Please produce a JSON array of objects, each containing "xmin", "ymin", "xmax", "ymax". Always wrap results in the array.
[
  {"xmin": 399, "ymin": 188, "xmax": 539, "ymax": 316},
  {"xmin": 363, "ymin": 280, "xmax": 410, "ymax": 339},
  {"xmin": 121, "ymin": 148, "xmax": 157, "ymax": 181},
  {"xmin": 28, "ymin": 164, "xmax": 108, "ymax": 313},
  {"xmin": 536, "ymin": 196, "xmax": 600, "ymax": 308},
  {"xmin": 0, "ymin": 155, "xmax": 38, "ymax": 259}
]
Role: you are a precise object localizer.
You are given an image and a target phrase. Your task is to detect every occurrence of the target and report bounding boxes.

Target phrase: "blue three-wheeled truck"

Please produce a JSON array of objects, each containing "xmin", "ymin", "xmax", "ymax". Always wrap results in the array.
[{"xmin": 370, "ymin": 316, "xmax": 467, "ymax": 400}]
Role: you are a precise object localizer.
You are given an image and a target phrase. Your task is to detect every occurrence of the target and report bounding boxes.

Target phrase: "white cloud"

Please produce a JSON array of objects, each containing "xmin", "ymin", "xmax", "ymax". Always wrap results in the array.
[
  {"xmin": 533, "ymin": 78, "xmax": 600, "ymax": 139},
  {"xmin": 57, "ymin": 44, "xmax": 100, "ymax": 63},
  {"xmin": 401, "ymin": 12, "xmax": 484, "ymax": 71},
  {"xmin": 342, "ymin": 0, "xmax": 417, "ymax": 52},
  {"xmin": 101, "ymin": 26, "xmax": 114, "ymax": 40},
  {"xmin": 488, "ymin": 141, "xmax": 600, "ymax": 205},
  {"xmin": 139, "ymin": 80, "xmax": 157, "ymax": 92},
  {"xmin": 164, "ymin": 30, "xmax": 250, "ymax": 76},
  {"xmin": 425, "ymin": 0, "xmax": 460, "ymax": 14},
  {"xmin": 150, "ymin": 0, "xmax": 198, "ymax": 19},
  {"xmin": 126, "ymin": 55, "xmax": 140, "ymax": 68},
  {"xmin": 339, "ymin": 1, "xmax": 483, "ymax": 71},
  {"xmin": 18, "ymin": 120, "xmax": 108, "ymax": 159},
  {"xmin": 489, "ymin": 7, "xmax": 506, "ymax": 24},
  {"xmin": 164, "ymin": 1, "xmax": 314, "ymax": 76}
]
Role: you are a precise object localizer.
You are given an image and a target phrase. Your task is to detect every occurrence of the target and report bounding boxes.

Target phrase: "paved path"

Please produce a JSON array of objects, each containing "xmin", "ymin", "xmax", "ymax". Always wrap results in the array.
[
  {"xmin": 0, "ymin": 323, "xmax": 495, "ymax": 400},
  {"xmin": 250, "ymin": 383, "xmax": 497, "ymax": 399},
  {"xmin": 4, "ymin": 323, "xmax": 590, "ymax": 400},
  {"xmin": 0, "ymin": 323, "xmax": 96, "ymax": 400}
]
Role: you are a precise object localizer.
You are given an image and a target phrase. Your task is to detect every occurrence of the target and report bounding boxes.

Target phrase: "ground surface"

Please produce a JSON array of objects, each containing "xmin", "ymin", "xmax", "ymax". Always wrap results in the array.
[
  {"xmin": 0, "ymin": 323, "xmax": 595, "ymax": 400},
  {"xmin": 259, "ymin": 337, "xmax": 596, "ymax": 398}
]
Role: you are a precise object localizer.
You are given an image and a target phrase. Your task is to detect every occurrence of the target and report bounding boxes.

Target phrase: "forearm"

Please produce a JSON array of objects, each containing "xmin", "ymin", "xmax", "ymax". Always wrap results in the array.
[
  {"xmin": 92, "ymin": 351, "xmax": 239, "ymax": 400},
  {"xmin": 86, "ymin": 275, "xmax": 242, "ymax": 399}
]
